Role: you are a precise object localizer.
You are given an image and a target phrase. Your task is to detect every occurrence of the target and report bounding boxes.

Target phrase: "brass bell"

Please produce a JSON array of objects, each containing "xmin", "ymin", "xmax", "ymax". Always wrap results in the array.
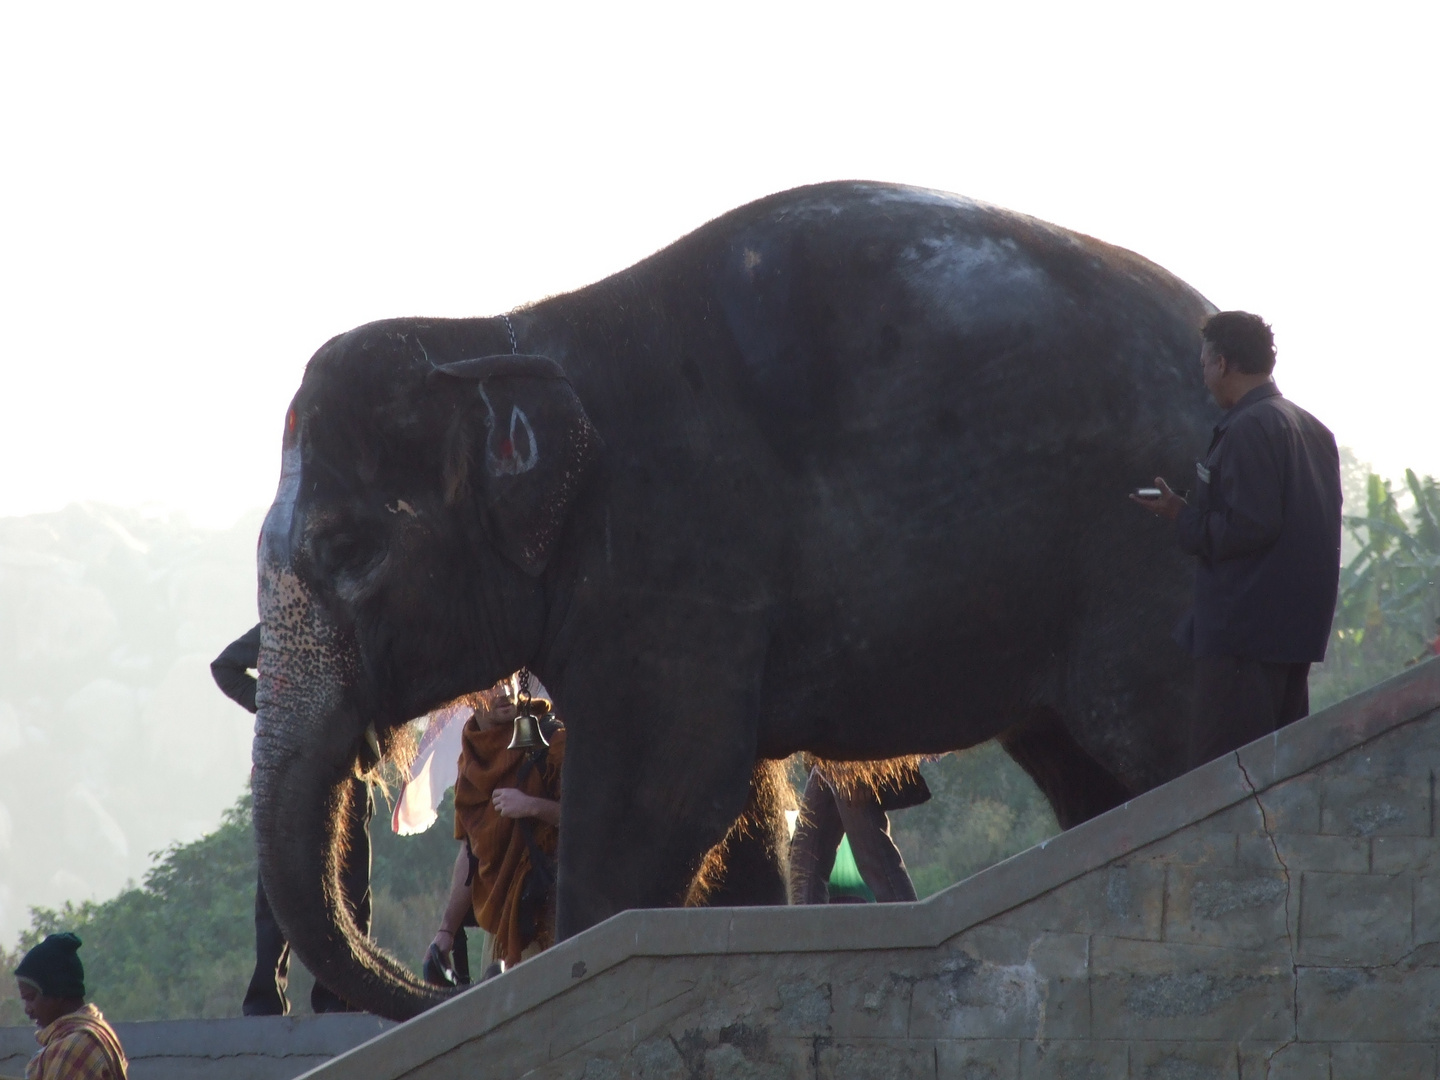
[{"xmin": 507, "ymin": 709, "xmax": 549, "ymax": 751}]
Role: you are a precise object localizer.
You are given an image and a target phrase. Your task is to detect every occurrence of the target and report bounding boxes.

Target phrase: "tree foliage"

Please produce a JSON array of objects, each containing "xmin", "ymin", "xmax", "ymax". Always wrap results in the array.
[
  {"xmin": 1311, "ymin": 469, "xmax": 1440, "ymax": 708},
  {"xmin": 1, "ymin": 788, "xmax": 458, "ymax": 1025},
  {"xmin": 891, "ymin": 743, "xmax": 1059, "ymax": 899},
  {"xmin": 1, "ymin": 797, "xmax": 255, "ymax": 1024}
]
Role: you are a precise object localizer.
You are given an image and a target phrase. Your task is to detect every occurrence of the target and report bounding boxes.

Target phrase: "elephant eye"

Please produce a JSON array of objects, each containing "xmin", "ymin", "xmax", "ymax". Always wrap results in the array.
[{"xmin": 312, "ymin": 529, "xmax": 382, "ymax": 579}]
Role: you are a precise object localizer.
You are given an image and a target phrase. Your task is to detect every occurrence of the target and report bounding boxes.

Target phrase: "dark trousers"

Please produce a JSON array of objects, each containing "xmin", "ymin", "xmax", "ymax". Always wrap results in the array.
[
  {"xmin": 1189, "ymin": 656, "xmax": 1311, "ymax": 771},
  {"xmin": 789, "ymin": 768, "xmax": 918, "ymax": 905},
  {"xmin": 243, "ymin": 780, "xmax": 373, "ymax": 1016}
]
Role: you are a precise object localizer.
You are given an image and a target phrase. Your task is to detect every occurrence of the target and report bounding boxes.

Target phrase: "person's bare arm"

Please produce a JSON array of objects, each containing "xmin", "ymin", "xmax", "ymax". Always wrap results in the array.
[
  {"xmin": 430, "ymin": 843, "xmax": 473, "ymax": 958},
  {"xmin": 491, "ymin": 788, "xmax": 561, "ymax": 826}
]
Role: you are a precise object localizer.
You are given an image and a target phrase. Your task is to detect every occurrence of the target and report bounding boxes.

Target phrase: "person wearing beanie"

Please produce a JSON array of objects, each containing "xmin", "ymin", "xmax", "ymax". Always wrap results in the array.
[{"xmin": 13, "ymin": 932, "xmax": 128, "ymax": 1079}]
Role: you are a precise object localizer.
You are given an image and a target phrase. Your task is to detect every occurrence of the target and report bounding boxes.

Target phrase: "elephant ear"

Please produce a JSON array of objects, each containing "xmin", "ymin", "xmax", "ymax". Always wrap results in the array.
[{"xmin": 435, "ymin": 354, "xmax": 601, "ymax": 576}]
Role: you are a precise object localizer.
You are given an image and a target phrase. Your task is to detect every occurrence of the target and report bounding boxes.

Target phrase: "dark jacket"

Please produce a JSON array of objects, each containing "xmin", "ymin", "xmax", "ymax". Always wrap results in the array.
[
  {"xmin": 211, "ymin": 623, "xmax": 261, "ymax": 715},
  {"xmin": 1174, "ymin": 383, "xmax": 1341, "ymax": 663}
]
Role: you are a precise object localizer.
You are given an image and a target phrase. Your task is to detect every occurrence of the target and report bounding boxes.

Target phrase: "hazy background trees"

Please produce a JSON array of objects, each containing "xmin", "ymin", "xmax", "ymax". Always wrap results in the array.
[{"xmin": 0, "ymin": 505, "xmax": 263, "ymax": 946}]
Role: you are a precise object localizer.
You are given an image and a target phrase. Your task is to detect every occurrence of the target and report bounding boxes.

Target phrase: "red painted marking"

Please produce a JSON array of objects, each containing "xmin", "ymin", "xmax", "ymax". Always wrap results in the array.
[{"xmin": 499, "ymin": 438, "xmax": 513, "ymax": 458}]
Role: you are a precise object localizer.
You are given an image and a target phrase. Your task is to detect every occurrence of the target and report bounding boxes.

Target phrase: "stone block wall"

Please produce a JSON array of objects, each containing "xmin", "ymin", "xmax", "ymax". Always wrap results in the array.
[{"xmin": 296, "ymin": 659, "xmax": 1440, "ymax": 1079}]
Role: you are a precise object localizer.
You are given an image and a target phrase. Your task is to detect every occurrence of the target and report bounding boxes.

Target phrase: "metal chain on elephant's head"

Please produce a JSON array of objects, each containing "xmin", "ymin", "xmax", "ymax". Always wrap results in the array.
[
  {"xmin": 517, "ymin": 667, "xmax": 531, "ymax": 714},
  {"xmin": 501, "ymin": 313, "xmax": 518, "ymax": 355}
]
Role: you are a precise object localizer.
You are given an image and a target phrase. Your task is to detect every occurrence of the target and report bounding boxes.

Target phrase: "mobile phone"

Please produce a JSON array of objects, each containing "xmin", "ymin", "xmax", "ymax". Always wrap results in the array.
[{"xmin": 1134, "ymin": 488, "xmax": 1163, "ymax": 499}]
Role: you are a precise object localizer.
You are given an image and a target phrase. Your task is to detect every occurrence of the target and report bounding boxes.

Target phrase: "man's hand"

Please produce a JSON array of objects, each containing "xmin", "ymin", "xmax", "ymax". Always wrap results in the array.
[
  {"xmin": 1130, "ymin": 476, "xmax": 1187, "ymax": 521},
  {"xmin": 423, "ymin": 935, "xmax": 457, "ymax": 987},
  {"xmin": 491, "ymin": 787, "xmax": 536, "ymax": 818},
  {"xmin": 491, "ymin": 786, "xmax": 562, "ymax": 825},
  {"xmin": 428, "ymin": 929, "xmax": 454, "ymax": 962}
]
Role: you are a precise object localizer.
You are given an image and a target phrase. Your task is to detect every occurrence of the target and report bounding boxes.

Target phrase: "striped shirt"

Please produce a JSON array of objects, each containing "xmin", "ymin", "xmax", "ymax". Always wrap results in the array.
[{"xmin": 26, "ymin": 1004, "xmax": 128, "ymax": 1080}]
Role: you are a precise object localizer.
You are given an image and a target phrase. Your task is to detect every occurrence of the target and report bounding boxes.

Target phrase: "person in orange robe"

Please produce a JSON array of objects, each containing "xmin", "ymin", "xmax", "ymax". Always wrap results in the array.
[{"xmin": 427, "ymin": 678, "xmax": 563, "ymax": 979}]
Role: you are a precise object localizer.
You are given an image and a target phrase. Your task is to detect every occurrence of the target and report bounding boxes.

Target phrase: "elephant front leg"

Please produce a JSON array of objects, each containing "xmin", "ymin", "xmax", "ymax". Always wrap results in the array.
[{"xmin": 549, "ymin": 659, "xmax": 766, "ymax": 939}]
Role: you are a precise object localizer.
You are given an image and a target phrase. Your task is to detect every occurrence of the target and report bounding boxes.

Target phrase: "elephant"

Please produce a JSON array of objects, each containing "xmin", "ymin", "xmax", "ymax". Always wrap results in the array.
[{"xmin": 252, "ymin": 180, "xmax": 1217, "ymax": 1020}]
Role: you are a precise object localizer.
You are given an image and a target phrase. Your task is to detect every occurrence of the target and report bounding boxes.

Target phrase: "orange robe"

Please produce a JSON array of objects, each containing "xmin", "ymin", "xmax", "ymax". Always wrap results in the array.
[{"xmin": 453, "ymin": 718, "xmax": 564, "ymax": 966}]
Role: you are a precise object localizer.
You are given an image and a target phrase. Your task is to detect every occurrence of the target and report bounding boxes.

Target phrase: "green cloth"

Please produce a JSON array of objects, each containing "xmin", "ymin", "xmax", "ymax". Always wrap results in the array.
[{"xmin": 826, "ymin": 836, "xmax": 876, "ymax": 902}]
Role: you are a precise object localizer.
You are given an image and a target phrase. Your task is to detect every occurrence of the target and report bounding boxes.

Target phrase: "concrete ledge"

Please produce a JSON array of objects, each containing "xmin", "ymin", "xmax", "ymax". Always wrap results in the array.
[
  {"xmin": 0, "ymin": 1014, "xmax": 394, "ymax": 1080},
  {"xmin": 303, "ymin": 657, "xmax": 1440, "ymax": 1079}
]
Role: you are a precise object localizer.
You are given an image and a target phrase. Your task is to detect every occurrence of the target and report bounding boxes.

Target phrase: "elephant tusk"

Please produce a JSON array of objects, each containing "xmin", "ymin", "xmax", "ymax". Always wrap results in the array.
[{"xmin": 359, "ymin": 722, "xmax": 382, "ymax": 773}]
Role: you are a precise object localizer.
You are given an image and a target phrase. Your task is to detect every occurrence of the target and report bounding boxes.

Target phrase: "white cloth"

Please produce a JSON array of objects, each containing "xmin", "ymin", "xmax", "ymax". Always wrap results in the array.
[
  {"xmin": 391, "ymin": 703, "xmax": 471, "ymax": 835},
  {"xmin": 391, "ymin": 677, "xmax": 554, "ymax": 835}
]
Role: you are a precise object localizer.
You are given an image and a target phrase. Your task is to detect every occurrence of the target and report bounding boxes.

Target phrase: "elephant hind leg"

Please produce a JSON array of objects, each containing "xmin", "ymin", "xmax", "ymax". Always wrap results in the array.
[
  {"xmin": 686, "ymin": 760, "xmax": 794, "ymax": 907},
  {"xmin": 998, "ymin": 709, "xmax": 1132, "ymax": 830}
]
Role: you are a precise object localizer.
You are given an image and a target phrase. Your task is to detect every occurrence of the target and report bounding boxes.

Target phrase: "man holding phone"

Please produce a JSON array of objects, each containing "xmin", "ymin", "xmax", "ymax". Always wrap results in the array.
[{"xmin": 1133, "ymin": 311, "xmax": 1342, "ymax": 769}]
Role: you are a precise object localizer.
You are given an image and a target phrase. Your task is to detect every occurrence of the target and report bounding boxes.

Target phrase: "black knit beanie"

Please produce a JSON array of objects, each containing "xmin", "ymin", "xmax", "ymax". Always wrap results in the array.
[{"xmin": 14, "ymin": 932, "xmax": 86, "ymax": 999}]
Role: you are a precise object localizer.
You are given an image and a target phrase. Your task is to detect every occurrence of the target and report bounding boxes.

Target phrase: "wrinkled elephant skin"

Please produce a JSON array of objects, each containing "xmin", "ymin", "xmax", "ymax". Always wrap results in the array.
[{"xmin": 253, "ymin": 181, "xmax": 1216, "ymax": 1018}]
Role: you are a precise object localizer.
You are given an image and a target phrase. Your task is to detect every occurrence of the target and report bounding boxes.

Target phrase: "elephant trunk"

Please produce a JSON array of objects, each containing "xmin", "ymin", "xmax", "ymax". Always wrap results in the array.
[{"xmin": 253, "ymin": 498, "xmax": 449, "ymax": 1020}]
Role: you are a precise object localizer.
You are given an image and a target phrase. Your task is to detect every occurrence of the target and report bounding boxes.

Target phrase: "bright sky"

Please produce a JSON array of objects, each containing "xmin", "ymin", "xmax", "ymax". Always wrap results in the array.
[{"xmin": 2, "ymin": 2, "xmax": 1435, "ymax": 527}]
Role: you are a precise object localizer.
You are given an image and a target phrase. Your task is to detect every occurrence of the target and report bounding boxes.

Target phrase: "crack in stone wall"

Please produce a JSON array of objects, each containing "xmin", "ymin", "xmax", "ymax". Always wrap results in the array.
[{"xmin": 1235, "ymin": 752, "xmax": 1299, "ymax": 1080}]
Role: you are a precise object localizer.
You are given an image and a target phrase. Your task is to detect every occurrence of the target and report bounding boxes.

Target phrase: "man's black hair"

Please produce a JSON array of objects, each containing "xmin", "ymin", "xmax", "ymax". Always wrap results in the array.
[{"xmin": 1201, "ymin": 311, "xmax": 1276, "ymax": 375}]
